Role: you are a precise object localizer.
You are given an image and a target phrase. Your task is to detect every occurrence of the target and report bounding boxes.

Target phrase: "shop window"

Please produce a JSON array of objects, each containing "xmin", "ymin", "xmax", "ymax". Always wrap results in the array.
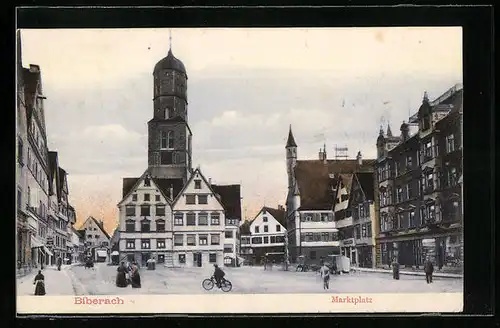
[
  {"xmin": 209, "ymin": 253, "xmax": 217, "ymax": 263},
  {"xmin": 310, "ymin": 251, "xmax": 317, "ymax": 260},
  {"xmin": 178, "ymin": 254, "xmax": 186, "ymax": 264}
]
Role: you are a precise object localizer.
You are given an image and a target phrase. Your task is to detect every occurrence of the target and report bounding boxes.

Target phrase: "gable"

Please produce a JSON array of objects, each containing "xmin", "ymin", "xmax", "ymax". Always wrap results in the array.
[
  {"xmin": 250, "ymin": 207, "xmax": 286, "ymax": 232},
  {"xmin": 118, "ymin": 170, "xmax": 172, "ymax": 207},
  {"xmin": 172, "ymin": 168, "xmax": 224, "ymax": 211}
]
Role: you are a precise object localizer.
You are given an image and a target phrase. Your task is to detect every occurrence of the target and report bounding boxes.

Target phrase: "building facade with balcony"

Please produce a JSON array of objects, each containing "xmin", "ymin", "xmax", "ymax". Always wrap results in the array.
[
  {"xmin": 374, "ymin": 84, "xmax": 463, "ymax": 270},
  {"xmin": 239, "ymin": 206, "xmax": 286, "ymax": 265},
  {"xmin": 285, "ymin": 128, "xmax": 375, "ymax": 264}
]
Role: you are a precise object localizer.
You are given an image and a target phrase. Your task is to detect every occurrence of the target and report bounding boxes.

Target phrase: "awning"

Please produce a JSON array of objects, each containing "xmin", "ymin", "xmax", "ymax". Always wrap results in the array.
[
  {"xmin": 43, "ymin": 246, "xmax": 54, "ymax": 257},
  {"xmin": 111, "ymin": 251, "xmax": 119, "ymax": 256},
  {"xmin": 30, "ymin": 236, "xmax": 43, "ymax": 248},
  {"xmin": 96, "ymin": 250, "xmax": 107, "ymax": 257}
]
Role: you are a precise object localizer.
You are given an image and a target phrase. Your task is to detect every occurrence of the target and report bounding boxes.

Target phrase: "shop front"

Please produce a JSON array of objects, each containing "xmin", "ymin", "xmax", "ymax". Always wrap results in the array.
[
  {"xmin": 341, "ymin": 238, "xmax": 356, "ymax": 265},
  {"xmin": 357, "ymin": 245, "xmax": 373, "ymax": 268}
]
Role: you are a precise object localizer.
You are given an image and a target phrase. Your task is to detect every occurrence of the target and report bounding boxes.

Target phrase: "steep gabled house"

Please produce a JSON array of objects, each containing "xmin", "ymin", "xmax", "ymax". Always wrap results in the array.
[
  {"xmin": 211, "ymin": 184, "xmax": 242, "ymax": 267},
  {"xmin": 335, "ymin": 171, "xmax": 377, "ymax": 268},
  {"xmin": 117, "ymin": 169, "xmax": 178, "ymax": 266},
  {"xmin": 285, "ymin": 127, "xmax": 376, "ymax": 264},
  {"xmin": 242, "ymin": 206, "xmax": 287, "ymax": 265},
  {"xmin": 171, "ymin": 168, "xmax": 226, "ymax": 267},
  {"xmin": 80, "ymin": 216, "xmax": 111, "ymax": 262}
]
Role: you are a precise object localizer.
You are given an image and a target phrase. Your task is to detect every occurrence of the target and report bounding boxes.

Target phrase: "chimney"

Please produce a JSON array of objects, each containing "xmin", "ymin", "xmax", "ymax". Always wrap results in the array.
[
  {"xmin": 356, "ymin": 151, "xmax": 362, "ymax": 165},
  {"xmin": 209, "ymin": 177, "xmax": 212, "ymax": 185},
  {"xmin": 318, "ymin": 148, "xmax": 323, "ymax": 160},
  {"xmin": 29, "ymin": 64, "xmax": 40, "ymax": 73},
  {"xmin": 169, "ymin": 185, "xmax": 174, "ymax": 199}
]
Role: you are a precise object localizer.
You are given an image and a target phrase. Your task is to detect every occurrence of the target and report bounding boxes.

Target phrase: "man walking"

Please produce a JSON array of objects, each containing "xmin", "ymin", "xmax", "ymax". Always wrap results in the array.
[
  {"xmin": 320, "ymin": 263, "xmax": 331, "ymax": 290},
  {"xmin": 424, "ymin": 257, "xmax": 434, "ymax": 284}
]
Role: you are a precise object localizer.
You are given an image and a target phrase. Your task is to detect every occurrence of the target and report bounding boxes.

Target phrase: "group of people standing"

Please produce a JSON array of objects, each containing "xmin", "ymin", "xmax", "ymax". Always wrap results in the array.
[
  {"xmin": 116, "ymin": 261, "xmax": 141, "ymax": 288},
  {"xmin": 392, "ymin": 257, "xmax": 435, "ymax": 283}
]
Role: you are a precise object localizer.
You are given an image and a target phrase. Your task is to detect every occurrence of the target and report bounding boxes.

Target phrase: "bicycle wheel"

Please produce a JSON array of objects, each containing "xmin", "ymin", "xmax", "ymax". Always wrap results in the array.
[
  {"xmin": 220, "ymin": 280, "xmax": 232, "ymax": 292},
  {"xmin": 202, "ymin": 278, "xmax": 214, "ymax": 290}
]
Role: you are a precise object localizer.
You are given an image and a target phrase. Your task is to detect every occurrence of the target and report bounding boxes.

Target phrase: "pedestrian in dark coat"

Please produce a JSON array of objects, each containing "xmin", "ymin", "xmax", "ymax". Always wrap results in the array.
[
  {"xmin": 33, "ymin": 270, "xmax": 46, "ymax": 295},
  {"xmin": 392, "ymin": 258, "xmax": 400, "ymax": 280},
  {"xmin": 116, "ymin": 262, "xmax": 128, "ymax": 288},
  {"xmin": 424, "ymin": 257, "xmax": 434, "ymax": 283},
  {"xmin": 130, "ymin": 262, "xmax": 141, "ymax": 288}
]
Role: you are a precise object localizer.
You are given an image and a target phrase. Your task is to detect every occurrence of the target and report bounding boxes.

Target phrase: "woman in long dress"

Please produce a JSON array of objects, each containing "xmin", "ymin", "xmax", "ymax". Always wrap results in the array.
[
  {"xmin": 116, "ymin": 262, "xmax": 128, "ymax": 288},
  {"xmin": 33, "ymin": 270, "xmax": 46, "ymax": 296},
  {"xmin": 130, "ymin": 262, "xmax": 141, "ymax": 288}
]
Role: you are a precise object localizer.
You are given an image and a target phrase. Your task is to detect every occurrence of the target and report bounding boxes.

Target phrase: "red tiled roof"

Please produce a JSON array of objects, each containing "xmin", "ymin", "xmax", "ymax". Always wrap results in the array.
[
  {"xmin": 262, "ymin": 206, "xmax": 286, "ymax": 228},
  {"xmin": 295, "ymin": 159, "xmax": 375, "ymax": 210},
  {"xmin": 89, "ymin": 216, "xmax": 111, "ymax": 240},
  {"xmin": 121, "ymin": 175, "xmax": 184, "ymax": 201},
  {"xmin": 211, "ymin": 184, "xmax": 242, "ymax": 220}
]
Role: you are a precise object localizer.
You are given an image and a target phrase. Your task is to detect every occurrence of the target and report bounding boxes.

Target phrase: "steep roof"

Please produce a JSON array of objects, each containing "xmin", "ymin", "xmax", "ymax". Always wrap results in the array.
[
  {"xmin": 262, "ymin": 206, "xmax": 286, "ymax": 228},
  {"xmin": 58, "ymin": 167, "xmax": 67, "ymax": 198},
  {"xmin": 355, "ymin": 172, "xmax": 375, "ymax": 202},
  {"xmin": 239, "ymin": 220, "xmax": 252, "ymax": 235},
  {"xmin": 81, "ymin": 216, "xmax": 111, "ymax": 240},
  {"xmin": 211, "ymin": 184, "xmax": 242, "ymax": 220},
  {"xmin": 76, "ymin": 229, "xmax": 86, "ymax": 239},
  {"xmin": 295, "ymin": 159, "xmax": 375, "ymax": 210},
  {"xmin": 286, "ymin": 125, "xmax": 297, "ymax": 148},
  {"xmin": 48, "ymin": 151, "xmax": 58, "ymax": 196},
  {"xmin": 121, "ymin": 169, "xmax": 184, "ymax": 201}
]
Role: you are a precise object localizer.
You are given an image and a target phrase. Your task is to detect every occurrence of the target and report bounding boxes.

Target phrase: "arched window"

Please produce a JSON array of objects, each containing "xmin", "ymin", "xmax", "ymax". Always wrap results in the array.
[
  {"xmin": 161, "ymin": 131, "xmax": 167, "ymax": 149},
  {"xmin": 167, "ymin": 131, "xmax": 174, "ymax": 148}
]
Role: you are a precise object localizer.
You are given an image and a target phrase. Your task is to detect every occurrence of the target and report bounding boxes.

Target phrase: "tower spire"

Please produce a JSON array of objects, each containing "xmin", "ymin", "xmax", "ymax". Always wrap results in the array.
[
  {"xmin": 169, "ymin": 29, "xmax": 172, "ymax": 52},
  {"xmin": 286, "ymin": 124, "xmax": 297, "ymax": 148}
]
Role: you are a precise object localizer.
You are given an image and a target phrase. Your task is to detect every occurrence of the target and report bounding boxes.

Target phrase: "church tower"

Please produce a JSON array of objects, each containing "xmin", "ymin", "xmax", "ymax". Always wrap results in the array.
[
  {"xmin": 285, "ymin": 125, "xmax": 298, "ymax": 190},
  {"xmin": 148, "ymin": 33, "xmax": 193, "ymax": 182}
]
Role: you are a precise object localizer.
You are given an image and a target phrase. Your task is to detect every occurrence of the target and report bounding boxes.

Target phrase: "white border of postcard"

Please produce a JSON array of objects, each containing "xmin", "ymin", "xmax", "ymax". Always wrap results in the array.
[{"xmin": 18, "ymin": 293, "xmax": 463, "ymax": 313}]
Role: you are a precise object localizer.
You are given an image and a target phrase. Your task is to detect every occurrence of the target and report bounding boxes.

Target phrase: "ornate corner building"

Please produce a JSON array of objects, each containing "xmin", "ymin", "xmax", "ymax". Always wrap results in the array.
[{"xmin": 374, "ymin": 84, "xmax": 463, "ymax": 270}]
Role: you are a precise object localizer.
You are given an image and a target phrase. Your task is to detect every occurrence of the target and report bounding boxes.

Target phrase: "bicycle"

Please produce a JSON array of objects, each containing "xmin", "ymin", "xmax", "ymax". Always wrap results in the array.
[{"xmin": 202, "ymin": 276, "xmax": 232, "ymax": 292}]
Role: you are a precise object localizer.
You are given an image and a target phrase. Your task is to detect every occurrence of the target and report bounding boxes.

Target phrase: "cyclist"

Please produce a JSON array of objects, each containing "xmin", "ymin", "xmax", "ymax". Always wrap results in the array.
[{"xmin": 213, "ymin": 264, "xmax": 225, "ymax": 288}]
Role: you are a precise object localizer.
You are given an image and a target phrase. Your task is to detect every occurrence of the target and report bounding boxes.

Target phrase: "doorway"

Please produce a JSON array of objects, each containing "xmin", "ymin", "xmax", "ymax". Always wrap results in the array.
[
  {"xmin": 141, "ymin": 252, "xmax": 150, "ymax": 266},
  {"xmin": 193, "ymin": 252, "xmax": 202, "ymax": 267}
]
